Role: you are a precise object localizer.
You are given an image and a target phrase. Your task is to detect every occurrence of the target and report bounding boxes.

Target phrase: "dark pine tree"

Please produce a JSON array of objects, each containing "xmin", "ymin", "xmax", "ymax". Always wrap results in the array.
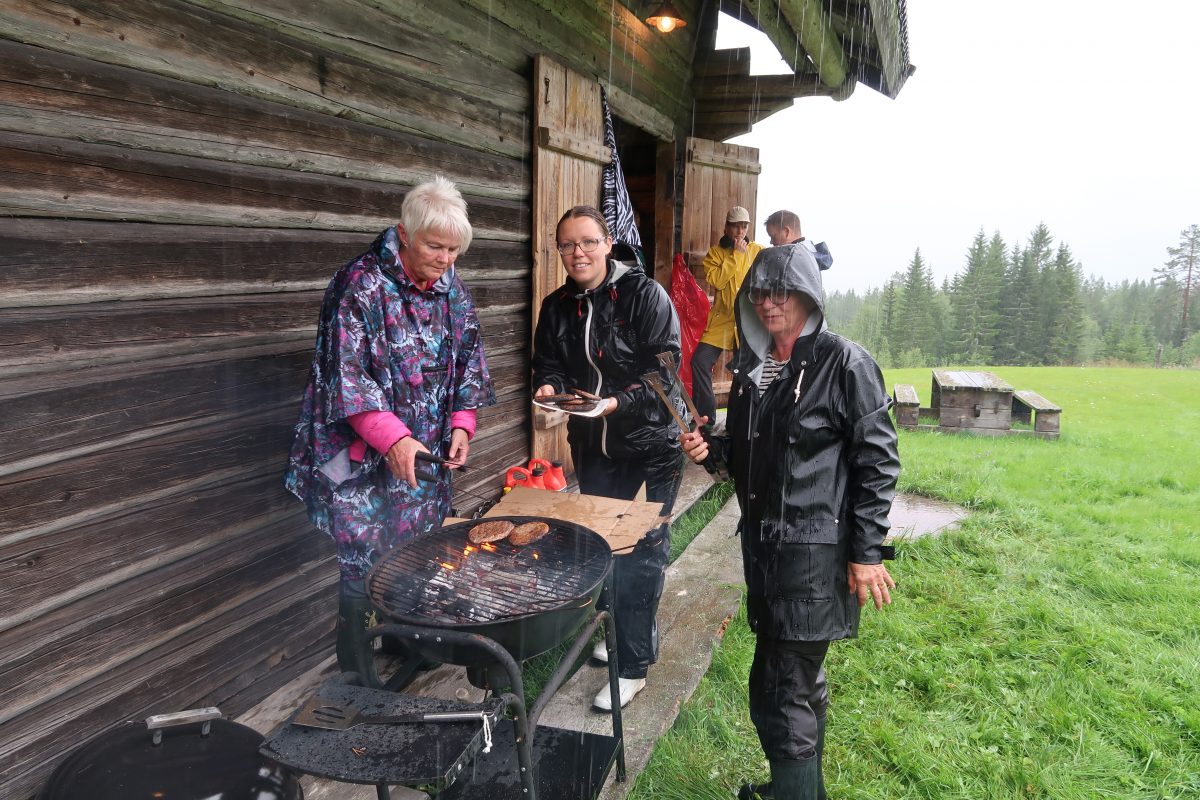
[
  {"xmin": 880, "ymin": 281, "xmax": 900, "ymax": 364},
  {"xmin": 1155, "ymin": 224, "xmax": 1200, "ymax": 345},
  {"xmin": 897, "ymin": 249, "xmax": 936, "ymax": 363},
  {"xmin": 949, "ymin": 229, "xmax": 1002, "ymax": 363},
  {"xmin": 1044, "ymin": 243, "xmax": 1084, "ymax": 364}
]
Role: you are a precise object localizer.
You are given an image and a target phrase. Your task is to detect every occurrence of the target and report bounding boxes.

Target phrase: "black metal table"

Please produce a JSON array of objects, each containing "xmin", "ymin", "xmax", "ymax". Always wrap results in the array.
[{"xmin": 261, "ymin": 610, "xmax": 625, "ymax": 800}]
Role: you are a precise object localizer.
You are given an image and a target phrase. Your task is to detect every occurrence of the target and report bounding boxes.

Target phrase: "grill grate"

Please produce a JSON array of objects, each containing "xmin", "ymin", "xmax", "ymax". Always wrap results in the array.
[{"xmin": 369, "ymin": 517, "xmax": 611, "ymax": 625}]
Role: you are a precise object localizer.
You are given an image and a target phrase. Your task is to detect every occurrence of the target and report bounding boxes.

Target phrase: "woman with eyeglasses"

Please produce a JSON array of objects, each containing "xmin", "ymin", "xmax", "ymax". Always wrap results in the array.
[
  {"xmin": 530, "ymin": 205, "xmax": 686, "ymax": 711},
  {"xmin": 680, "ymin": 244, "xmax": 900, "ymax": 799}
]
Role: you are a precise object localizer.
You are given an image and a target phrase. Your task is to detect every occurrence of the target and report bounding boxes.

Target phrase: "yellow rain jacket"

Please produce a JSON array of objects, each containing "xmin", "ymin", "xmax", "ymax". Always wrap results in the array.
[{"xmin": 699, "ymin": 241, "xmax": 763, "ymax": 349}]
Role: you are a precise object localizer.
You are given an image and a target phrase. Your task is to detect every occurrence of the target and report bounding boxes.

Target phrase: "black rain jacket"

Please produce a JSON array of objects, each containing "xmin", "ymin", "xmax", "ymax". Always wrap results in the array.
[
  {"xmin": 704, "ymin": 244, "xmax": 900, "ymax": 641},
  {"xmin": 531, "ymin": 255, "xmax": 685, "ymax": 460}
]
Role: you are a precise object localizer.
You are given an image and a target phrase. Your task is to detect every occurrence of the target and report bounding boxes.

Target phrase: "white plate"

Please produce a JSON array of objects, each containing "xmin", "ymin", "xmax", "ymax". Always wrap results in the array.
[{"xmin": 532, "ymin": 398, "xmax": 608, "ymax": 418}]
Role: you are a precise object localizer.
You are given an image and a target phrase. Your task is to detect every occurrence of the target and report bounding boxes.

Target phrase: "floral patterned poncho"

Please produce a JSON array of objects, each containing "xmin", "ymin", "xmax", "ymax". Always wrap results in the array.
[{"xmin": 285, "ymin": 227, "xmax": 495, "ymax": 580}]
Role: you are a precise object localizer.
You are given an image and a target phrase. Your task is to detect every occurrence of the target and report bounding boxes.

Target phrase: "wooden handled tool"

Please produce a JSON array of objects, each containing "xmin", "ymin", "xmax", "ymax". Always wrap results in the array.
[
  {"xmin": 641, "ymin": 371, "xmax": 690, "ymax": 431},
  {"xmin": 655, "ymin": 351, "xmax": 703, "ymax": 429}
]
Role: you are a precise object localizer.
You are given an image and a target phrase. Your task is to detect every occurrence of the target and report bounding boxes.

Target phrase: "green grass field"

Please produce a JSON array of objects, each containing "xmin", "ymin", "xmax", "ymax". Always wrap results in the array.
[{"xmin": 628, "ymin": 366, "xmax": 1200, "ymax": 799}]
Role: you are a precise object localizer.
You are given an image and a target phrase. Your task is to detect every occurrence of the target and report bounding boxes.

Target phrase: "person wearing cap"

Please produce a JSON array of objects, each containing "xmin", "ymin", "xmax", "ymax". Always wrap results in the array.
[
  {"xmin": 690, "ymin": 205, "xmax": 763, "ymax": 425},
  {"xmin": 765, "ymin": 209, "xmax": 834, "ymax": 270},
  {"xmin": 679, "ymin": 243, "xmax": 899, "ymax": 799}
]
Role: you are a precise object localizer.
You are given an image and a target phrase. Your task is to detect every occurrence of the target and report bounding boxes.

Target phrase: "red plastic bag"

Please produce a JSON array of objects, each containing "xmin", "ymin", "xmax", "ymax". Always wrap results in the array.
[{"xmin": 669, "ymin": 253, "xmax": 710, "ymax": 395}]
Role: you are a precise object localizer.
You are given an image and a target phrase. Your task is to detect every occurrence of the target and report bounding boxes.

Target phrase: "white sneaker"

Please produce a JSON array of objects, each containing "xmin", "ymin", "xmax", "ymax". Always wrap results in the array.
[
  {"xmin": 591, "ymin": 641, "xmax": 609, "ymax": 663},
  {"xmin": 592, "ymin": 677, "xmax": 646, "ymax": 711}
]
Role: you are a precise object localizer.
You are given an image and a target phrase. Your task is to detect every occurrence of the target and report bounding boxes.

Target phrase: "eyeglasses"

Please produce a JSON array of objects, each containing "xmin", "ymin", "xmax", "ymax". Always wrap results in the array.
[
  {"xmin": 556, "ymin": 238, "xmax": 605, "ymax": 255},
  {"xmin": 748, "ymin": 286, "xmax": 791, "ymax": 306}
]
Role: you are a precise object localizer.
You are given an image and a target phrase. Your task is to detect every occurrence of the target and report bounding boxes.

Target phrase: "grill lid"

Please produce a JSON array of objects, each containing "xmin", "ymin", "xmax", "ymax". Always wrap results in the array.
[{"xmin": 368, "ymin": 516, "xmax": 611, "ymax": 626}]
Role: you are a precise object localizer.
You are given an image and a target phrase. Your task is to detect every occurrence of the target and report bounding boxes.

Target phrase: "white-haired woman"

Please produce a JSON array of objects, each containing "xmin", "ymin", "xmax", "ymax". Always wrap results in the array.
[{"xmin": 286, "ymin": 176, "xmax": 495, "ymax": 683}]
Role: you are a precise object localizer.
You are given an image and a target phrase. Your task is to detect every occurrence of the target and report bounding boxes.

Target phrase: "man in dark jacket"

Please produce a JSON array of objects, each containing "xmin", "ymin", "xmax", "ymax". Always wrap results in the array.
[
  {"xmin": 681, "ymin": 243, "xmax": 900, "ymax": 799},
  {"xmin": 532, "ymin": 205, "xmax": 686, "ymax": 710}
]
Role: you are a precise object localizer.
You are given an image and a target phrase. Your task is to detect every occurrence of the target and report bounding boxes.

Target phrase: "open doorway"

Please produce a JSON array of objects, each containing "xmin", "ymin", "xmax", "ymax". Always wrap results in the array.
[{"xmin": 611, "ymin": 116, "xmax": 675, "ymax": 287}]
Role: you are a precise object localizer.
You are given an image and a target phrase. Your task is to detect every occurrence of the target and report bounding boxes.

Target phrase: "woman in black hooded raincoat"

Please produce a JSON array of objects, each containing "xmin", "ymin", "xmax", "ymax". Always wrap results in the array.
[{"xmin": 681, "ymin": 243, "xmax": 900, "ymax": 800}]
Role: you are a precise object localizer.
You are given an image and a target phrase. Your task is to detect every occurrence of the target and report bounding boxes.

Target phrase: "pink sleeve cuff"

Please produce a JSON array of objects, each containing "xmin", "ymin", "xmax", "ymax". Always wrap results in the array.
[
  {"xmin": 450, "ymin": 409, "xmax": 477, "ymax": 439},
  {"xmin": 347, "ymin": 411, "xmax": 411, "ymax": 458}
]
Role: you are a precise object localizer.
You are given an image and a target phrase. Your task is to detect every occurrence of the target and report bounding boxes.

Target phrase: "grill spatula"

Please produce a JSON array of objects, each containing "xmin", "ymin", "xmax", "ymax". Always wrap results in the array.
[{"xmin": 292, "ymin": 696, "xmax": 492, "ymax": 731}]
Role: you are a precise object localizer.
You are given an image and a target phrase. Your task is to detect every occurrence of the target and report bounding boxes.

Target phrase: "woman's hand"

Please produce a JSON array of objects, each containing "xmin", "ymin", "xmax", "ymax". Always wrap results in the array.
[
  {"xmin": 680, "ymin": 416, "xmax": 710, "ymax": 463},
  {"xmin": 848, "ymin": 562, "xmax": 895, "ymax": 610},
  {"xmin": 534, "ymin": 384, "xmax": 556, "ymax": 398},
  {"xmin": 598, "ymin": 397, "xmax": 619, "ymax": 416},
  {"xmin": 446, "ymin": 428, "xmax": 470, "ymax": 468},
  {"xmin": 384, "ymin": 435, "xmax": 429, "ymax": 488}
]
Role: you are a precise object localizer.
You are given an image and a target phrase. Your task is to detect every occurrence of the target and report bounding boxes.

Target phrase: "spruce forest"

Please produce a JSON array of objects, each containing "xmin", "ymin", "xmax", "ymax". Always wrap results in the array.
[{"xmin": 826, "ymin": 223, "xmax": 1200, "ymax": 369}]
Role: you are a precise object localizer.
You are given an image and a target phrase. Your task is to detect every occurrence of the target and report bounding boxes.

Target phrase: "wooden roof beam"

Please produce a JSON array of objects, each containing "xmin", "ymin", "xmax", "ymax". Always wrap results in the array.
[
  {"xmin": 739, "ymin": 0, "xmax": 851, "ymax": 94},
  {"xmin": 864, "ymin": 0, "xmax": 913, "ymax": 97},
  {"xmin": 693, "ymin": 73, "xmax": 827, "ymax": 101}
]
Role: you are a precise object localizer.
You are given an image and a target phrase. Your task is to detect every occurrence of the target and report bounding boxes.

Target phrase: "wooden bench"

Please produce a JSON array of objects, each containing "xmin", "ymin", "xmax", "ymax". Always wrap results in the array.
[
  {"xmin": 1011, "ymin": 389, "xmax": 1062, "ymax": 437},
  {"xmin": 892, "ymin": 384, "xmax": 920, "ymax": 428}
]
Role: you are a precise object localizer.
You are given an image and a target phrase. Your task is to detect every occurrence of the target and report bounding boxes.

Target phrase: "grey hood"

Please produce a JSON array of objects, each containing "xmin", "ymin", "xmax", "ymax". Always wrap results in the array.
[{"xmin": 733, "ymin": 243, "xmax": 830, "ymax": 384}]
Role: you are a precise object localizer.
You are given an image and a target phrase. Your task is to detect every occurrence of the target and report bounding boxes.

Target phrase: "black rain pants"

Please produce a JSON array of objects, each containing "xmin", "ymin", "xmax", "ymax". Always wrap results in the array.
[
  {"xmin": 749, "ymin": 637, "xmax": 830, "ymax": 761},
  {"xmin": 689, "ymin": 341, "xmax": 727, "ymax": 424}
]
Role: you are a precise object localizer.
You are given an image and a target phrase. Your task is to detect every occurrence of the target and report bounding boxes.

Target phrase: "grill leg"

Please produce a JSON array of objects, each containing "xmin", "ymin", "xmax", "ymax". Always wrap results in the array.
[
  {"xmin": 499, "ymin": 690, "xmax": 538, "ymax": 800},
  {"xmin": 375, "ymin": 783, "xmax": 390, "ymax": 800},
  {"xmin": 604, "ymin": 611, "xmax": 627, "ymax": 782}
]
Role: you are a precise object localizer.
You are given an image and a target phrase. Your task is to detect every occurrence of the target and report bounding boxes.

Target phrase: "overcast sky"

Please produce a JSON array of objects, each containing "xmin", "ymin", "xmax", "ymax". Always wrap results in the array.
[{"xmin": 718, "ymin": 1, "xmax": 1200, "ymax": 294}]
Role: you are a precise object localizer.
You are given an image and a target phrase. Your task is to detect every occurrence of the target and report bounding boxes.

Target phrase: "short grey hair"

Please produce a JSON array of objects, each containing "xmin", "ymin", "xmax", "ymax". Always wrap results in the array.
[
  {"xmin": 400, "ymin": 175, "xmax": 473, "ymax": 253},
  {"xmin": 764, "ymin": 209, "xmax": 801, "ymax": 233}
]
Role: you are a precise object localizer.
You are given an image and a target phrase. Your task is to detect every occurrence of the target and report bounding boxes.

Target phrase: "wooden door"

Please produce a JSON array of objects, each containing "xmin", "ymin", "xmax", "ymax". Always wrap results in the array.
[
  {"xmin": 531, "ymin": 55, "xmax": 610, "ymax": 468},
  {"xmin": 680, "ymin": 137, "xmax": 761, "ymax": 403}
]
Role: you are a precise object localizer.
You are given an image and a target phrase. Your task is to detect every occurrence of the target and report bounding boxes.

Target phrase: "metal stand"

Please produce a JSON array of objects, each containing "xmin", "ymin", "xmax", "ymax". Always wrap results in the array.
[{"xmin": 261, "ymin": 609, "xmax": 625, "ymax": 800}]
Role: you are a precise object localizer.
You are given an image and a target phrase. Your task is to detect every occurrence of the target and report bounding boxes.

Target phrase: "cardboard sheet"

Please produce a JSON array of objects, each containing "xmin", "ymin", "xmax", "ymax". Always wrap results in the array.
[{"xmin": 480, "ymin": 486, "xmax": 667, "ymax": 554}]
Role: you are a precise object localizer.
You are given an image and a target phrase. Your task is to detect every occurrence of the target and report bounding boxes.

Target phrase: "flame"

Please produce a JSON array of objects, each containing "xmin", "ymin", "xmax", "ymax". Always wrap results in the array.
[
  {"xmin": 463, "ymin": 546, "xmax": 475, "ymax": 555},
  {"xmin": 532, "ymin": 551, "xmax": 540, "ymax": 560},
  {"xmin": 439, "ymin": 561, "xmax": 457, "ymax": 570},
  {"xmin": 481, "ymin": 543, "xmax": 497, "ymax": 553}
]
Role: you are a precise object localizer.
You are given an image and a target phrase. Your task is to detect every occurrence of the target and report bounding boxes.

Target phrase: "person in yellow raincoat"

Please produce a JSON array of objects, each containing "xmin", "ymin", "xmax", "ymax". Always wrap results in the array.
[{"xmin": 690, "ymin": 205, "xmax": 763, "ymax": 424}]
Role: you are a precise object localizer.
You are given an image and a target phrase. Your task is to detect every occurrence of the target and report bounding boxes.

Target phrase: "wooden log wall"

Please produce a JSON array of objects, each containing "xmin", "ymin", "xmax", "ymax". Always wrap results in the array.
[{"xmin": 0, "ymin": 1, "xmax": 698, "ymax": 796}]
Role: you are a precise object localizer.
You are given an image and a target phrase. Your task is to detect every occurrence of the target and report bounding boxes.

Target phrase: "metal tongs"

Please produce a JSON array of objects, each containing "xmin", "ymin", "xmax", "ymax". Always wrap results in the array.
[
  {"xmin": 654, "ymin": 351, "xmax": 711, "ymax": 433},
  {"xmin": 292, "ymin": 695, "xmax": 492, "ymax": 731},
  {"xmin": 641, "ymin": 370, "xmax": 691, "ymax": 433},
  {"xmin": 643, "ymin": 351, "xmax": 712, "ymax": 435},
  {"xmin": 413, "ymin": 450, "xmax": 466, "ymax": 483}
]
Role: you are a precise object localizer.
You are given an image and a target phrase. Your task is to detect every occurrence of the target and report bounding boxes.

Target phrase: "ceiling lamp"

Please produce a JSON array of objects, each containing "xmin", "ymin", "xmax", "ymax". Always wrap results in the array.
[{"xmin": 645, "ymin": 1, "xmax": 687, "ymax": 33}]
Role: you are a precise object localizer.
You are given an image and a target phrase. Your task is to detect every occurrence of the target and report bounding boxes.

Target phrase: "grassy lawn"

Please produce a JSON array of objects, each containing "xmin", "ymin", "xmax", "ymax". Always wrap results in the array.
[{"xmin": 628, "ymin": 366, "xmax": 1200, "ymax": 799}]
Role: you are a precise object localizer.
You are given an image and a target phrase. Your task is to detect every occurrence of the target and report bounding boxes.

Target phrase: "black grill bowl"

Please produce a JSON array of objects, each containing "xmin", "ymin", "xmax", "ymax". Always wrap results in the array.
[{"xmin": 366, "ymin": 516, "xmax": 612, "ymax": 666}]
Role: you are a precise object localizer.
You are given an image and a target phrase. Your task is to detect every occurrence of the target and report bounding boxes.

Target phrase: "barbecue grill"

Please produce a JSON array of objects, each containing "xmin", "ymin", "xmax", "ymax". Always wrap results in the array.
[
  {"xmin": 41, "ymin": 708, "xmax": 302, "ymax": 800},
  {"xmin": 367, "ymin": 515, "xmax": 612, "ymax": 676},
  {"xmin": 262, "ymin": 515, "xmax": 627, "ymax": 800}
]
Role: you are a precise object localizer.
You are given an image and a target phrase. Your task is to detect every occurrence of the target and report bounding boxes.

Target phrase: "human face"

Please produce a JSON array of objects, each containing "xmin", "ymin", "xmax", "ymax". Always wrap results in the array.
[
  {"xmin": 753, "ymin": 291, "xmax": 810, "ymax": 344},
  {"xmin": 725, "ymin": 221, "xmax": 749, "ymax": 243},
  {"xmin": 557, "ymin": 216, "xmax": 612, "ymax": 291},
  {"xmin": 766, "ymin": 223, "xmax": 793, "ymax": 246},
  {"xmin": 398, "ymin": 225, "xmax": 462, "ymax": 288}
]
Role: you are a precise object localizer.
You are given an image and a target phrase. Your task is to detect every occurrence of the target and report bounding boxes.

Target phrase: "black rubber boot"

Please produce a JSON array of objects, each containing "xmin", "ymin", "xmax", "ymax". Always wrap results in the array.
[
  {"xmin": 336, "ymin": 586, "xmax": 380, "ymax": 688},
  {"xmin": 737, "ymin": 780, "xmax": 773, "ymax": 799},
  {"xmin": 768, "ymin": 756, "xmax": 821, "ymax": 800}
]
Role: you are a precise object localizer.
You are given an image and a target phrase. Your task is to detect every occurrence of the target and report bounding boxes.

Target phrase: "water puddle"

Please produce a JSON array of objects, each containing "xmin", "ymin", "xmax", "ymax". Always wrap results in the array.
[{"xmin": 888, "ymin": 494, "xmax": 967, "ymax": 540}]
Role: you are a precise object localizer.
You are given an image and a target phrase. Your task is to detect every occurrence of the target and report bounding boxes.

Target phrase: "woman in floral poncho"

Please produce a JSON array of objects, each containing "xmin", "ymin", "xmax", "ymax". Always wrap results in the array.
[{"xmin": 285, "ymin": 176, "xmax": 494, "ymax": 683}]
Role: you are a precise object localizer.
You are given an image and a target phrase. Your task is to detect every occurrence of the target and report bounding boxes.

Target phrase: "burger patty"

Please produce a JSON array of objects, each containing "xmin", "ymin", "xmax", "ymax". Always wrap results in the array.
[
  {"xmin": 508, "ymin": 521, "xmax": 551, "ymax": 546},
  {"xmin": 467, "ymin": 519, "xmax": 515, "ymax": 544}
]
